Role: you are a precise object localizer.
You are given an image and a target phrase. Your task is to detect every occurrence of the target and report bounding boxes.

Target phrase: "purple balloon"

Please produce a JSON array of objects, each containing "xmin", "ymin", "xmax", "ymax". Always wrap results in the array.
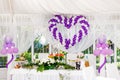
[
  {"xmin": 101, "ymin": 48, "xmax": 113, "ymax": 56},
  {"xmin": 1, "ymin": 49, "xmax": 7, "ymax": 55},
  {"xmin": 5, "ymin": 36, "xmax": 13, "ymax": 44},
  {"xmin": 11, "ymin": 43, "xmax": 15, "ymax": 47},
  {"xmin": 101, "ymin": 43, "xmax": 108, "ymax": 49},
  {"xmin": 7, "ymin": 43, "xmax": 12, "ymax": 48},
  {"xmin": 101, "ymin": 49, "xmax": 107, "ymax": 55},
  {"xmin": 98, "ymin": 35, "xmax": 106, "ymax": 44},
  {"xmin": 96, "ymin": 43, "xmax": 102, "ymax": 48},
  {"xmin": 4, "ymin": 44, "xmax": 8, "ymax": 48},
  {"xmin": 13, "ymin": 48, "xmax": 18, "ymax": 53},
  {"xmin": 94, "ymin": 50, "xmax": 101, "ymax": 56},
  {"xmin": 7, "ymin": 49, "xmax": 13, "ymax": 54}
]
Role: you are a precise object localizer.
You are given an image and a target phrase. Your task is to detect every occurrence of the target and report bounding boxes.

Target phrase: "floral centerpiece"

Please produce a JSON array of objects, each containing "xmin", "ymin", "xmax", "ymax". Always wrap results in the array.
[
  {"xmin": 20, "ymin": 52, "xmax": 75, "ymax": 72},
  {"xmin": 22, "ymin": 53, "xmax": 75, "ymax": 72},
  {"xmin": 48, "ymin": 53, "xmax": 64, "ymax": 62}
]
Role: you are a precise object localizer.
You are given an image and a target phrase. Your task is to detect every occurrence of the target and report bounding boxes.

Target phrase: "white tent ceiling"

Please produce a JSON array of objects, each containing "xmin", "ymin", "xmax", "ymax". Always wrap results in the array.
[{"xmin": 1, "ymin": 0, "xmax": 120, "ymax": 14}]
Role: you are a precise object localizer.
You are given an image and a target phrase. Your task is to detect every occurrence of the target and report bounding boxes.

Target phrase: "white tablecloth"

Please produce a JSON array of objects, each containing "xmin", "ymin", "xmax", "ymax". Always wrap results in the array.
[{"xmin": 10, "ymin": 68, "xmax": 84, "ymax": 80}]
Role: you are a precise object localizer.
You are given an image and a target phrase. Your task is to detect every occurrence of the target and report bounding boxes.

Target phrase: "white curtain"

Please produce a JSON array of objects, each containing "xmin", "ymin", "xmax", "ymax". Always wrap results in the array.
[
  {"xmin": 0, "ymin": 14, "xmax": 36, "ymax": 54},
  {"xmin": 0, "ymin": 0, "xmax": 120, "ymax": 14},
  {"xmin": 0, "ymin": 15, "xmax": 12, "ymax": 50},
  {"xmin": 13, "ymin": 15, "xmax": 36, "ymax": 54},
  {"xmin": 16, "ymin": 26, "xmax": 34, "ymax": 54}
]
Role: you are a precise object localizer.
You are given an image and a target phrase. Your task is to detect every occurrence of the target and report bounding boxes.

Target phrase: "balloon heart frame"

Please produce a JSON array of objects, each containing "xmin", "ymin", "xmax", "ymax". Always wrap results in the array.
[
  {"xmin": 48, "ymin": 15, "xmax": 90, "ymax": 49},
  {"xmin": 0, "ymin": 36, "xmax": 18, "ymax": 68},
  {"xmin": 93, "ymin": 35, "xmax": 113, "ymax": 73}
]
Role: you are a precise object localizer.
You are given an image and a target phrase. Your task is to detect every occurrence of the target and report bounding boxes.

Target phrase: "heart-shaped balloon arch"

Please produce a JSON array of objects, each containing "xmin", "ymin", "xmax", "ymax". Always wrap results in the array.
[
  {"xmin": 48, "ymin": 15, "xmax": 90, "ymax": 49},
  {"xmin": 0, "ymin": 36, "xmax": 18, "ymax": 68}
]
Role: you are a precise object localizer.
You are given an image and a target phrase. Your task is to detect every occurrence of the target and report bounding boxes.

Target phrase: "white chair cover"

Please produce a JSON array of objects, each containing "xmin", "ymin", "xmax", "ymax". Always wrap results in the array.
[
  {"xmin": 82, "ymin": 66, "xmax": 96, "ymax": 80},
  {"xmin": 106, "ymin": 63, "xmax": 120, "ymax": 80}
]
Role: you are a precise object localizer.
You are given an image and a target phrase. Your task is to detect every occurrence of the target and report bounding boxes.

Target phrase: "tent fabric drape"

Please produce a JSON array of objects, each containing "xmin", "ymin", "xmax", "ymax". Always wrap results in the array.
[{"xmin": 1, "ymin": 0, "xmax": 120, "ymax": 14}]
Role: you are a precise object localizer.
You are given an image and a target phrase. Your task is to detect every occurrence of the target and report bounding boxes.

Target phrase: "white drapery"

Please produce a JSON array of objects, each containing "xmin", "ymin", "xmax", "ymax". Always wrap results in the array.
[
  {"xmin": 14, "ymin": 14, "xmax": 36, "ymax": 54},
  {"xmin": 0, "ymin": 14, "xmax": 36, "ymax": 54}
]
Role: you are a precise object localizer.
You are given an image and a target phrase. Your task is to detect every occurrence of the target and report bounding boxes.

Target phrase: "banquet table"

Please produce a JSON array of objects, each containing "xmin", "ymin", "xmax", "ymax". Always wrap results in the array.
[{"xmin": 10, "ymin": 68, "xmax": 84, "ymax": 80}]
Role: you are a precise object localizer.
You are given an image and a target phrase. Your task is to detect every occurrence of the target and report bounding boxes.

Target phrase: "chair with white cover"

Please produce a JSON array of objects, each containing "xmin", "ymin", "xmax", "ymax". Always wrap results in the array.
[
  {"xmin": 106, "ymin": 63, "xmax": 120, "ymax": 80},
  {"xmin": 82, "ymin": 66, "xmax": 96, "ymax": 80},
  {"xmin": 82, "ymin": 66, "xmax": 116, "ymax": 80}
]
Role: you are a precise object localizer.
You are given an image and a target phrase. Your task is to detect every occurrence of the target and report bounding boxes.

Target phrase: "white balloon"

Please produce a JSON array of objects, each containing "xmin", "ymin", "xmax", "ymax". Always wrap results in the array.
[{"xmin": 40, "ymin": 36, "xmax": 46, "ymax": 45}]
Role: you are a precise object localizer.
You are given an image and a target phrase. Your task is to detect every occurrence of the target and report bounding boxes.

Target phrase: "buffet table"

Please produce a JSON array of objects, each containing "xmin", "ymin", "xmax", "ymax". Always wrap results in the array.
[{"xmin": 10, "ymin": 68, "xmax": 84, "ymax": 80}]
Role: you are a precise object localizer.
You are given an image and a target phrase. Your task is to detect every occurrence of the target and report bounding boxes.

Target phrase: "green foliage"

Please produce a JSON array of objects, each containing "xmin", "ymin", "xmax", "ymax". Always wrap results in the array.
[
  {"xmin": 117, "ymin": 62, "xmax": 120, "ymax": 69},
  {"xmin": 15, "ymin": 52, "xmax": 32, "ymax": 63},
  {"xmin": 23, "ymin": 52, "xmax": 32, "ymax": 63},
  {"xmin": 22, "ymin": 63, "xmax": 33, "ymax": 69},
  {"xmin": 96, "ymin": 56, "xmax": 100, "ymax": 63},
  {"xmin": 36, "ymin": 61, "xmax": 75, "ymax": 72},
  {"xmin": 23, "ymin": 59, "xmax": 75, "ymax": 72},
  {"xmin": 37, "ymin": 64, "xmax": 44, "ymax": 72}
]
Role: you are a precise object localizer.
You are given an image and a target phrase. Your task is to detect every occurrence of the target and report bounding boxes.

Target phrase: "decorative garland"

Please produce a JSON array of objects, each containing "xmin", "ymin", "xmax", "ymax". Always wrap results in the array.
[{"xmin": 48, "ymin": 15, "xmax": 90, "ymax": 49}]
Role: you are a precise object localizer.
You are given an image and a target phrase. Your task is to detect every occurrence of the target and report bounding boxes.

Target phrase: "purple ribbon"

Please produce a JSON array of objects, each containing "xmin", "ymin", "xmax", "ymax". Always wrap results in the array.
[
  {"xmin": 6, "ymin": 54, "xmax": 14, "ymax": 68},
  {"xmin": 98, "ymin": 57, "xmax": 107, "ymax": 73}
]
